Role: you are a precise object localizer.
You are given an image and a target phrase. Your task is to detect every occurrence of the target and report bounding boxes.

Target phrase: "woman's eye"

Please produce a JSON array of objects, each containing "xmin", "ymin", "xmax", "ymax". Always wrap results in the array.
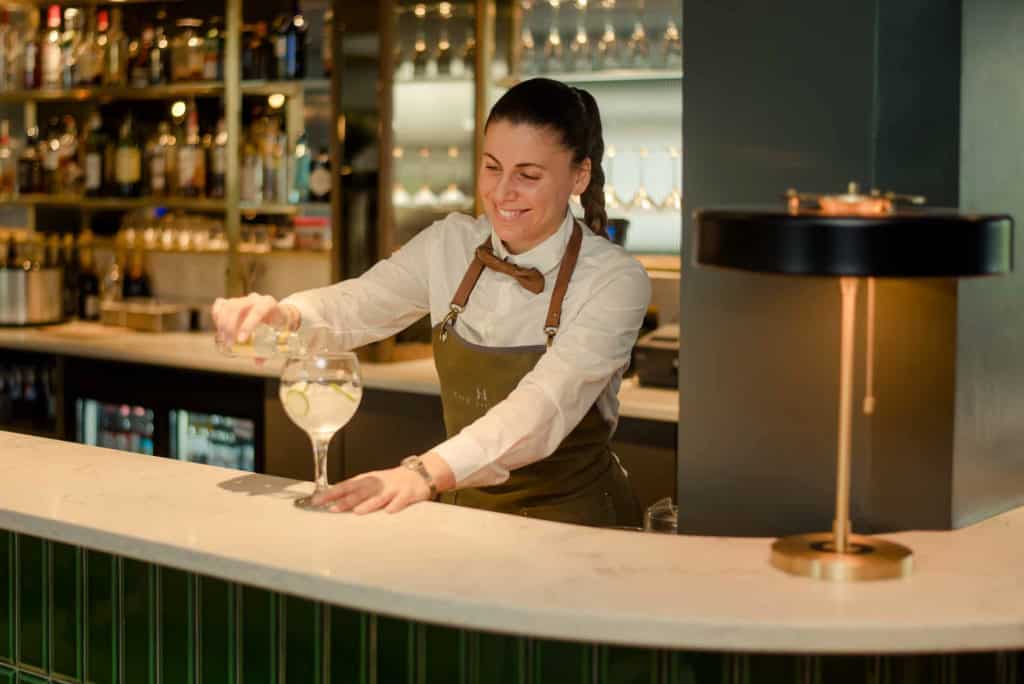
[
  {"xmin": 520, "ymin": 173, "xmax": 539, "ymax": 181},
  {"xmin": 484, "ymin": 165, "xmax": 500, "ymax": 172}
]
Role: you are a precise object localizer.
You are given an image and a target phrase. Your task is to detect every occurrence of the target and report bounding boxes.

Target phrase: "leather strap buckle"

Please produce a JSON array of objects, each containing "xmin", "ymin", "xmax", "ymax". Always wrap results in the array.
[{"xmin": 440, "ymin": 304, "xmax": 463, "ymax": 343}]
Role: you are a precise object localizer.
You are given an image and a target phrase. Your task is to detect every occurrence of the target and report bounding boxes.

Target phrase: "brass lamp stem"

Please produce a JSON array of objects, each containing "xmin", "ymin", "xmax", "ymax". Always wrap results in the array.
[{"xmin": 833, "ymin": 277, "xmax": 858, "ymax": 553}]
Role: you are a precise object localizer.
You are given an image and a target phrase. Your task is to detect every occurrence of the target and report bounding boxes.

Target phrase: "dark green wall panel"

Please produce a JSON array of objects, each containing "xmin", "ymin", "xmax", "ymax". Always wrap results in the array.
[
  {"xmin": 199, "ymin": 576, "xmax": 235, "ymax": 684},
  {"xmin": 0, "ymin": 664, "xmax": 12, "ymax": 684},
  {"xmin": 85, "ymin": 550, "xmax": 117, "ymax": 684},
  {"xmin": 599, "ymin": 646, "xmax": 659, "ymax": 684},
  {"xmin": 15, "ymin": 536, "xmax": 46, "ymax": 674},
  {"xmin": 158, "ymin": 568, "xmax": 194, "ymax": 684},
  {"xmin": 51, "ymin": 542, "xmax": 82, "ymax": 682},
  {"xmin": 120, "ymin": 559, "xmax": 154, "ymax": 684},
  {"xmin": 15, "ymin": 673, "xmax": 45, "ymax": 684},
  {"xmin": 0, "ymin": 532, "xmax": 12, "ymax": 665},
  {"xmin": 420, "ymin": 624, "xmax": 464, "ymax": 684},
  {"xmin": 533, "ymin": 639, "xmax": 593, "ymax": 684},
  {"xmin": 329, "ymin": 607, "xmax": 366, "ymax": 684},
  {"xmin": 471, "ymin": 632, "xmax": 524, "ymax": 684},
  {"xmin": 241, "ymin": 586, "xmax": 276, "ymax": 684},
  {"xmin": 376, "ymin": 616, "xmax": 414, "ymax": 684},
  {"xmin": 284, "ymin": 595, "xmax": 321, "ymax": 684}
]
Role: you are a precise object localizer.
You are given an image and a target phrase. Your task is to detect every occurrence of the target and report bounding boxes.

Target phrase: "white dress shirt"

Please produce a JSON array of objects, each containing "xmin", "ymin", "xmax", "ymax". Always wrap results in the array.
[{"xmin": 282, "ymin": 210, "xmax": 652, "ymax": 488}]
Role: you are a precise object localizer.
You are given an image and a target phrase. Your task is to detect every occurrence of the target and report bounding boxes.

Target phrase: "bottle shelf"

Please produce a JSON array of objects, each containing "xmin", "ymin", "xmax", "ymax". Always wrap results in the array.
[
  {"xmin": 2, "ymin": 194, "xmax": 299, "ymax": 215},
  {"xmin": 0, "ymin": 79, "xmax": 330, "ymax": 104},
  {"xmin": 498, "ymin": 68, "xmax": 683, "ymax": 87}
]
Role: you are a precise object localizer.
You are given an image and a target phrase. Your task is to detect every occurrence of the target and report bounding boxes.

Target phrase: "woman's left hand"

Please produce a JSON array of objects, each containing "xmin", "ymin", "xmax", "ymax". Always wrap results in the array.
[{"xmin": 310, "ymin": 466, "xmax": 431, "ymax": 514}]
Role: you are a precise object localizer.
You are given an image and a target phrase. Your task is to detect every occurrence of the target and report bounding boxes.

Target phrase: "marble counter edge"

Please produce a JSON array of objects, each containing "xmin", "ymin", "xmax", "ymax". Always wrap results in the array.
[{"xmin": 3, "ymin": 504, "xmax": 1023, "ymax": 655}]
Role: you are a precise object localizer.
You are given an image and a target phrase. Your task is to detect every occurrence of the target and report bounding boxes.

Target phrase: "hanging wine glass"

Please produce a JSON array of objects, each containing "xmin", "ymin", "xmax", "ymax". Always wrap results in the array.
[
  {"xmin": 661, "ymin": 145, "xmax": 682, "ymax": 212},
  {"xmin": 519, "ymin": 0, "xmax": 538, "ymax": 75},
  {"xmin": 603, "ymin": 144, "xmax": 624, "ymax": 210},
  {"xmin": 568, "ymin": 0, "xmax": 591, "ymax": 72},
  {"xmin": 412, "ymin": 4, "xmax": 432, "ymax": 79},
  {"xmin": 395, "ymin": 6, "xmax": 415, "ymax": 81},
  {"xmin": 439, "ymin": 146, "xmax": 469, "ymax": 208},
  {"xmin": 596, "ymin": 0, "xmax": 620, "ymax": 70},
  {"xmin": 543, "ymin": 0, "xmax": 564, "ymax": 73},
  {"xmin": 412, "ymin": 147, "xmax": 439, "ymax": 206},
  {"xmin": 629, "ymin": 146, "xmax": 656, "ymax": 211},
  {"xmin": 392, "ymin": 146, "xmax": 412, "ymax": 208},
  {"xmin": 626, "ymin": 0, "xmax": 650, "ymax": 69},
  {"xmin": 662, "ymin": 18, "xmax": 682, "ymax": 70},
  {"xmin": 434, "ymin": 2, "xmax": 454, "ymax": 77}
]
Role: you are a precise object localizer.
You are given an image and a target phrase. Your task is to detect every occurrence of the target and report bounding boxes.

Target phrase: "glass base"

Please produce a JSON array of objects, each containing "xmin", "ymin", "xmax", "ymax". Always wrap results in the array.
[{"xmin": 293, "ymin": 495, "xmax": 333, "ymax": 512}]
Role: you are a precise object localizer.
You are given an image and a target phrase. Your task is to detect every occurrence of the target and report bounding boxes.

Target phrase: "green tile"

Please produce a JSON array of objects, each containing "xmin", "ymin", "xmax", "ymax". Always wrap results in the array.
[
  {"xmin": 0, "ymin": 533, "xmax": 12, "ymax": 665},
  {"xmin": 533, "ymin": 638, "xmax": 593, "ymax": 684},
  {"xmin": 599, "ymin": 646, "xmax": 659, "ymax": 684},
  {"xmin": 0, "ymin": 663, "xmax": 12, "ymax": 683},
  {"xmin": 419, "ymin": 624, "xmax": 465, "ymax": 684},
  {"xmin": 120, "ymin": 558, "xmax": 155, "ymax": 684},
  {"xmin": 240, "ymin": 586, "xmax": 276, "ymax": 684},
  {"xmin": 471, "ymin": 632, "xmax": 524, "ymax": 684},
  {"xmin": 85, "ymin": 550, "xmax": 118, "ymax": 684},
  {"xmin": 376, "ymin": 616, "xmax": 415, "ymax": 684},
  {"xmin": 283, "ymin": 595, "xmax": 322, "ymax": 684},
  {"xmin": 51, "ymin": 542, "xmax": 83, "ymax": 682},
  {"xmin": 665, "ymin": 651, "xmax": 722, "ymax": 684},
  {"xmin": 198, "ymin": 577, "xmax": 234, "ymax": 684},
  {"xmin": 819, "ymin": 654, "xmax": 875, "ymax": 683},
  {"xmin": 16, "ymin": 535, "xmax": 47, "ymax": 674},
  {"xmin": 328, "ymin": 606, "xmax": 366, "ymax": 684},
  {"xmin": 16, "ymin": 673, "xmax": 47, "ymax": 684},
  {"xmin": 158, "ymin": 568, "xmax": 194, "ymax": 684}
]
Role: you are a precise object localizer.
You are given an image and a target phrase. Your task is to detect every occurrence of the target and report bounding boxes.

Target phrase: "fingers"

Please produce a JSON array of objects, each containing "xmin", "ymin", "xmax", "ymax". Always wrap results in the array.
[
  {"xmin": 310, "ymin": 469, "xmax": 428, "ymax": 515},
  {"xmin": 314, "ymin": 475, "xmax": 381, "ymax": 509},
  {"xmin": 385, "ymin": 492, "xmax": 415, "ymax": 514},
  {"xmin": 352, "ymin": 491, "xmax": 398, "ymax": 515},
  {"xmin": 211, "ymin": 293, "xmax": 282, "ymax": 345}
]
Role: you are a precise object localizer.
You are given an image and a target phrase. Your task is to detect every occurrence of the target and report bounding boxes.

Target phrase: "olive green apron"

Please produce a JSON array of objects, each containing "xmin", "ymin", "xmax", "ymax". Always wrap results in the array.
[{"xmin": 433, "ymin": 222, "xmax": 641, "ymax": 527}]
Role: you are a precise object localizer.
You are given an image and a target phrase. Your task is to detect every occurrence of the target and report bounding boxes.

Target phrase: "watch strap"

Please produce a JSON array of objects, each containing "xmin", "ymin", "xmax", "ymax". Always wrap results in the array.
[{"xmin": 401, "ymin": 455, "xmax": 438, "ymax": 500}]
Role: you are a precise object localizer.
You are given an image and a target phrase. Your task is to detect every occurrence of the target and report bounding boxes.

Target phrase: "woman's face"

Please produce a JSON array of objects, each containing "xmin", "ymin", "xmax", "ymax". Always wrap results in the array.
[{"xmin": 478, "ymin": 120, "xmax": 590, "ymax": 255}]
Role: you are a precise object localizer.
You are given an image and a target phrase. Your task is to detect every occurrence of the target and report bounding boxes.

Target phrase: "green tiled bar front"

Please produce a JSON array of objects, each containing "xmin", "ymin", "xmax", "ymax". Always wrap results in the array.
[{"xmin": 0, "ymin": 531, "xmax": 1021, "ymax": 684}]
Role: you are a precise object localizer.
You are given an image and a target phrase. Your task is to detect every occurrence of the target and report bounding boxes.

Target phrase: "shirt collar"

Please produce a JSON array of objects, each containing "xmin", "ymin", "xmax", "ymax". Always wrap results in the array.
[{"xmin": 490, "ymin": 210, "xmax": 575, "ymax": 275}]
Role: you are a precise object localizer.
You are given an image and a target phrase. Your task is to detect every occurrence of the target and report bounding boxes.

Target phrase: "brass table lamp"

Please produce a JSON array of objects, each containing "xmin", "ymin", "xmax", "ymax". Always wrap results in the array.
[{"xmin": 695, "ymin": 185, "xmax": 1014, "ymax": 581}]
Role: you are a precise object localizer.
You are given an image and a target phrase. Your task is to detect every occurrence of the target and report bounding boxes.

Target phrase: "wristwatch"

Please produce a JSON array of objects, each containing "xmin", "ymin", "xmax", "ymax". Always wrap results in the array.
[{"xmin": 401, "ymin": 455, "xmax": 438, "ymax": 499}]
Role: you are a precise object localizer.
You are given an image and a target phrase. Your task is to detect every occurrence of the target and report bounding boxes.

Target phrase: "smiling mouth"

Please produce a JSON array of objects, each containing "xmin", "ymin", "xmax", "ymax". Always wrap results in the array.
[{"xmin": 497, "ymin": 208, "xmax": 527, "ymax": 220}]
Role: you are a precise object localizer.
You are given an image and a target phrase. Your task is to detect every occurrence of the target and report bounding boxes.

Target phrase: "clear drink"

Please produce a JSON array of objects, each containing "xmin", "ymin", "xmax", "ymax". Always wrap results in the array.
[{"xmin": 279, "ymin": 380, "xmax": 362, "ymax": 439}]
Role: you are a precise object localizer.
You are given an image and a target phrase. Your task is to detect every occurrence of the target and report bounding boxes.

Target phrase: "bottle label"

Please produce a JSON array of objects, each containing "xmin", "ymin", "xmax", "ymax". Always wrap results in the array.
[
  {"xmin": 275, "ymin": 36, "xmax": 287, "ymax": 59},
  {"xmin": 178, "ymin": 148, "xmax": 196, "ymax": 187},
  {"xmin": 150, "ymin": 155, "xmax": 166, "ymax": 191},
  {"xmin": 212, "ymin": 147, "xmax": 226, "ymax": 174},
  {"xmin": 203, "ymin": 55, "xmax": 218, "ymax": 80},
  {"xmin": 43, "ymin": 147, "xmax": 59, "ymax": 171},
  {"xmin": 85, "ymin": 294, "xmax": 99, "ymax": 319},
  {"xmin": 309, "ymin": 167, "xmax": 331, "ymax": 198},
  {"xmin": 85, "ymin": 153, "xmax": 102, "ymax": 190},
  {"xmin": 115, "ymin": 148, "xmax": 141, "ymax": 183}
]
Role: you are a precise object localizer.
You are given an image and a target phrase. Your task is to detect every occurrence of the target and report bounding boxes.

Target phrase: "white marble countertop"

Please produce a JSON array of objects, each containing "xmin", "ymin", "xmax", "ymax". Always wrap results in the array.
[
  {"xmin": 3, "ymin": 430, "xmax": 1024, "ymax": 654},
  {"xmin": 0, "ymin": 322, "xmax": 678, "ymax": 422}
]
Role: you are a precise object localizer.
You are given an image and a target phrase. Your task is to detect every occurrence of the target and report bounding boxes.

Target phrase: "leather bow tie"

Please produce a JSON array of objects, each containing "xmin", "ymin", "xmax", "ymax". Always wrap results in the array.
[{"xmin": 475, "ymin": 245, "xmax": 545, "ymax": 294}]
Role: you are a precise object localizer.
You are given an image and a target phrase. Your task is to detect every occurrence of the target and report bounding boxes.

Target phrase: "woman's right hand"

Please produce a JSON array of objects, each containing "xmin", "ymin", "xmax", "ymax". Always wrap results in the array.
[{"xmin": 211, "ymin": 293, "xmax": 299, "ymax": 346}]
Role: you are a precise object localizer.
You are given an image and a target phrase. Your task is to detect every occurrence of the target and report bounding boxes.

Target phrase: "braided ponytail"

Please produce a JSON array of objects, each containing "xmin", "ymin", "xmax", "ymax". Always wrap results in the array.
[
  {"xmin": 573, "ymin": 87, "xmax": 608, "ymax": 238},
  {"xmin": 486, "ymin": 78, "xmax": 612, "ymax": 239}
]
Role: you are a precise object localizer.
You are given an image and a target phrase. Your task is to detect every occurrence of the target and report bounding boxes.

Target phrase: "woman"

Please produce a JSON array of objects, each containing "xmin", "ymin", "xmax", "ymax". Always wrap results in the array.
[{"xmin": 212, "ymin": 78, "xmax": 651, "ymax": 527}]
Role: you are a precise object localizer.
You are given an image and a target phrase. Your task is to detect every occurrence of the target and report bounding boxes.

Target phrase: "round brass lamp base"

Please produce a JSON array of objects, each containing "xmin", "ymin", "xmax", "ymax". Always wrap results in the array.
[{"xmin": 770, "ymin": 533, "xmax": 913, "ymax": 581}]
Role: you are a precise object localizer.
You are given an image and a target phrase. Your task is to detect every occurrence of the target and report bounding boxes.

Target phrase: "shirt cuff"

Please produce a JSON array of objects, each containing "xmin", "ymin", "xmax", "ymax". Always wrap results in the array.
[
  {"xmin": 432, "ymin": 430, "xmax": 509, "ymax": 488},
  {"xmin": 279, "ymin": 295, "xmax": 324, "ymax": 331}
]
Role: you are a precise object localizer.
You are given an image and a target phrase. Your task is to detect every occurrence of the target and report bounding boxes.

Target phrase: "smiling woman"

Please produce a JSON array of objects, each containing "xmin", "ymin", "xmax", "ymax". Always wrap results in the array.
[{"xmin": 212, "ymin": 78, "xmax": 651, "ymax": 527}]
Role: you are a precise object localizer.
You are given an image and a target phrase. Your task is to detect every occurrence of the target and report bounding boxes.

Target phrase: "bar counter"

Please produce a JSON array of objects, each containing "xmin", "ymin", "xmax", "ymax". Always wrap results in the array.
[
  {"xmin": 4, "ymin": 430, "xmax": 1024, "ymax": 659},
  {"xmin": 0, "ymin": 322, "xmax": 677, "ymax": 423}
]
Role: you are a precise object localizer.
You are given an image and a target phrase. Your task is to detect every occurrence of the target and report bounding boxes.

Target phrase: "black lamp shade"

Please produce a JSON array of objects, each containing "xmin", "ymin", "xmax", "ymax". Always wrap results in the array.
[{"xmin": 695, "ymin": 210, "xmax": 1014, "ymax": 277}]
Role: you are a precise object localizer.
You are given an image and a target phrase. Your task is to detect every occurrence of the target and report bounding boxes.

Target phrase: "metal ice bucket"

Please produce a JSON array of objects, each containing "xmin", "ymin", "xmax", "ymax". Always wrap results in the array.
[{"xmin": 0, "ymin": 267, "xmax": 64, "ymax": 325}]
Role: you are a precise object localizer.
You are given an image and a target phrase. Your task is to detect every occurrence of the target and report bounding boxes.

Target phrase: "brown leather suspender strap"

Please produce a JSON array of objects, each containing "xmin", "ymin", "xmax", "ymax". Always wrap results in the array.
[
  {"xmin": 440, "ymin": 238, "xmax": 489, "ymax": 341},
  {"xmin": 543, "ymin": 222, "xmax": 583, "ymax": 345}
]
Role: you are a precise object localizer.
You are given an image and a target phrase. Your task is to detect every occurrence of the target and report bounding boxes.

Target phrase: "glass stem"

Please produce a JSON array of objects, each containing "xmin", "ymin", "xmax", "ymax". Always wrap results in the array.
[{"xmin": 311, "ymin": 436, "xmax": 330, "ymax": 493}]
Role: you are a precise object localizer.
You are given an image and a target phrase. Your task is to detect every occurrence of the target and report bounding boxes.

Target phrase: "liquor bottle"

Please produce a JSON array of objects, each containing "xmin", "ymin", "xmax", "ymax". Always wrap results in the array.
[
  {"xmin": 145, "ymin": 123, "xmax": 167, "ymax": 196},
  {"xmin": 42, "ymin": 117, "xmax": 61, "ymax": 194},
  {"xmin": 240, "ymin": 143, "xmax": 262, "ymax": 202},
  {"xmin": 130, "ymin": 27, "xmax": 153, "ymax": 88},
  {"xmin": 271, "ymin": 15, "xmax": 288, "ymax": 80},
  {"xmin": 114, "ymin": 114, "xmax": 141, "ymax": 197},
  {"xmin": 121, "ymin": 249, "xmax": 151, "ymax": 299},
  {"xmin": 308, "ymin": 147, "xmax": 331, "ymax": 202},
  {"xmin": 290, "ymin": 131, "xmax": 310, "ymax": 202},
  {"xmin": 74, "ymin": 8, "xmax": 96, "ymax": 85},
  {"xmin": 157, "ymin": 121, "xmax": 177, "ymax": 195},
  {"xmin": 242, "ymin": 24, "xmax": 260, "ymax": 80},
  {"xmin": 40, "ymin": 5, "xmax": 61, "ymax": 89},
  {"xmin": 322, "ymin": 8, "xmax": 333, "ymax": 77},
  {"xmin": 207, "ymin": 117, "xmax": 227, "ymax": 198},
  {"xmin": 61, "ymin": 6, "xmax": 81, "ymax": 88},
  {"xmin": 104, "ymin": 7, "xmax": 126, "ymax": 86},
  {"xmin": 0, "ymin": 10, "xmax": 11, "ymax": 92},
  {"xmin": 16, "ymin": 126, "xmax": 41, "ymax": 194},
  {"xmin": 58, "ymin": 114, "xmax": 82, "ymax": 194},
  {"xmin": 61, "ymin": 233, "xmax": 79, "ymax": 318},
  {"xmin": 22, "ymin": 11, "xmax": 40, "ymax": 89},
  {"xmin": 261, "ymin": 116, "xmax": 283, "ymax": 202},
  {"xmin": 83, "ymin": 111, "xmax": 106, "ymax": 196},
  {"xmin": 285, "ymin": 1, "xmax": 306, "ymax": 79},
  {"xmin": 0, "ymin": 120, "xmax": 15, "ymax": 195},
  {"xmin": 44, "ymin": 233, "xmax": 60, "ymax": 269},
  {"xmin": 204, "ymin": 17, "xmax": 223, "ymax": 81},
  {"xmin": 177, "ymin": 104, "xmax": 205, "ymax": 197},
  {"xmin": 150, "ymin": 12, "xmax": 170, "ymax": 84},
  {"xmin": 77, "ymin": 230, "xmax": 100, "ymax": 320}
]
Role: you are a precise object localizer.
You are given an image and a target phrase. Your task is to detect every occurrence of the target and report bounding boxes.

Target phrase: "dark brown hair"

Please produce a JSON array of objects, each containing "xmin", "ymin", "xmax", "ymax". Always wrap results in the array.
[{"xmin": 485, "ymin": 78, "xmax": 608, "ymax": 237}]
